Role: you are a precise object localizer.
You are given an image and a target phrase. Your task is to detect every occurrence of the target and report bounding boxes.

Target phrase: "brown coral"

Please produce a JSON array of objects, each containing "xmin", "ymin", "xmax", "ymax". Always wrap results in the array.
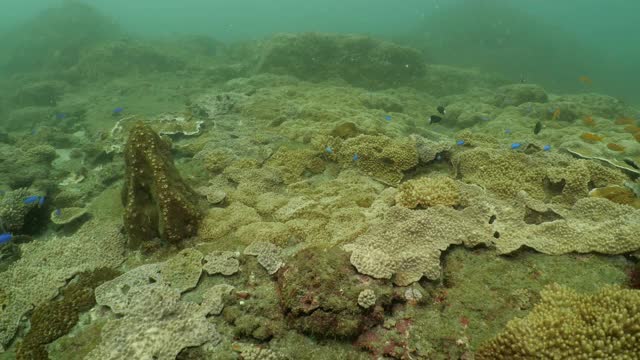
[{"xmin": 122, "ymin": 122, "xmax": 204, "ymax": 247}]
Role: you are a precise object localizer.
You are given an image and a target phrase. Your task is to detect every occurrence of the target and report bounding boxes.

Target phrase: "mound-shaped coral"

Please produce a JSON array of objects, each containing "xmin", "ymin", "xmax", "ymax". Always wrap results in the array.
[
  {"xmin": 122, "ymin": 122, "xmax": 204, "ymax": 247},
  {"xmin": 338, "ymin": 134, "xmax": 418, "ymax": 186},
  {"xmin": 395, "ymin": 176, "xmax": 461, "ymax": 209},
  {"xmin": 476, "ymin": 284, "xmax": 640, "ymax": 359}
]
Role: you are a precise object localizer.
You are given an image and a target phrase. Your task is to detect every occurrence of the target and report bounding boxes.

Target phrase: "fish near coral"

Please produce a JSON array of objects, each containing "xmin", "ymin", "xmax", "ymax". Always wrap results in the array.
[
  {"xmin": 615, "ymin": 117, "xmax": 635, "ymax": 125},
  {"xmin": 23, "ymin": 195, "xmax": 40, "ymax": 204},
  {"xmin": 607, "ymin": 143, "xmax": 625, "ymax": 152},
  {"xmin": 624, "ymin": 125, "xmax": 640, "ymax": 134},
  {"xmin": 580, "ymin": 132, "xmax": 604, "ymax": 143},
  {"xmin": 551, "ymin": 108, "xmax": 561, "ymax": 121},
  {"xmin": 578, "ymin": 75, "xmax": 593, "ymax": 85},
  {"xmin": 582, "ymin": 116, "xmax": 596, "ymax": 127},
  {"xmin": 0, "ymin": 233, "xmax": 12, "ymax": 245}
]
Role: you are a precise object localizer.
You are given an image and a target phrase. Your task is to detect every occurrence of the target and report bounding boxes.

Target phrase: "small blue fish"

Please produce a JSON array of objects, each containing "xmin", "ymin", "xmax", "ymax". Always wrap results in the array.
[
  {"xmin": 23, "ymin": 195, "xmax": 40, "ymax": 204},
  {"xmin": 353, "ymin": 153, "xmax": 359, "ymax": 161},
  {"xmin": 31, "ymin": 128, "xmax": 38, "ymax": 135},
  {"xmin": 55, "ymin": 113, "xmax": 66, "ymax": 120},
  {"xmin": 325, "ymin": 146, "xmax": 333, "ymax": 154},
  {"xmin": 511, "ymin": 143, "xmax": 522, "ymax": 150},
  {"xmin": 456, "ymin": 140, "xmax": 465, "ymax": 146},
  {"xmin": 480, "ymin": 115, "xmax": 490, "ymax": 121},
  {"xmin": 38, "ymin": 196, "xmax": 45, "ymax": 207},
  {"xmin": 112, "ymin": 107, "xmax": 124, "ymax": 116},
  {"xmin": 384, "ymin": 115, "xmax": 392, "ymax": 121},
  {"xmin": 0, "ymin": 233, "xmax": 12, "ymax": 245},
  {"xmin": 504, "ymin": 129, "xmax": 512, "ymax": 135},
  {"xmin": 543, "ymin": 145, "xmax": 551, "ymax": 151},
  {"xmin": 55, "ymin": 208, "xmax": 62, "ymax": 217}
]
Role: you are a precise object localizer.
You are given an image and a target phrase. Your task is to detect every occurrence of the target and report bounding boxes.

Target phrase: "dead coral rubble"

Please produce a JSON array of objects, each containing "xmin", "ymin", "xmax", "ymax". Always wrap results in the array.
[{"xmin": 122, "ymin": 122, "xmax": 204, "ymax": 247}]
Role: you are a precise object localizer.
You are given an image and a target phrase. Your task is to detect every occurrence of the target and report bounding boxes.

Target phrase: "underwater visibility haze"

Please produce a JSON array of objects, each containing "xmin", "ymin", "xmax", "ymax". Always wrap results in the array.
[{"xmin": 0, "ymin": 0, "xmax": 639, "ymax": 359}]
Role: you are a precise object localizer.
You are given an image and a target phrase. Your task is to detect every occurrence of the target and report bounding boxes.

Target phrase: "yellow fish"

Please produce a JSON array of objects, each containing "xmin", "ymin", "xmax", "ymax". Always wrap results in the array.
[
  {"xmin": 578, "ymin": 75, "xmax": 593, "ymax": 85},
  {"xmin": 551, "ymin": 108, "xmax": 561, "ymax": 120}
]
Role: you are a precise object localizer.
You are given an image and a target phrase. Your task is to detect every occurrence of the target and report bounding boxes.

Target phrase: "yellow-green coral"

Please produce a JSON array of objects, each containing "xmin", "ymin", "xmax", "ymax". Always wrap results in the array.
[
  {"xmin": 453, "ymin": 147, "xmax": 626, "ymax": 202},
  {"xmin": 338, "ymin": 134, "xmax": 418, "ymax": 186},
  {"xmin": 395, "ymin": 176, "xmax": 460, "ymax": 209},
  {"xmin": 266, "ymin": 146, "xmax": 326, "ymax": 184},
  {"xmin": 476, "ymin": 284, "xmax": 640, "ymax": 359}
]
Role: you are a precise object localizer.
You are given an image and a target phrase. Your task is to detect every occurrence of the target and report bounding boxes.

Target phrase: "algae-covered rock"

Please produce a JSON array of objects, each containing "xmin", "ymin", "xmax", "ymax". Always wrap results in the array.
[
  {"xmin": 74, "ymin": 40, "xmax": 184, "ymax": 80},
  {"xmin": 493, "ymin": 83, "xmax": 548, "ymax": 107},
  {"xmin": 50, "ymin": 207, "xmax": 88, "ymax": 225},
  {"xmin": 277, "ymin": 246, "xmax": 393, "ymax": 338},
  {"xmin": 122, "ymin": 122, "xmax": 204, "ymax": 247},
  {"xmin": 12, "ymin": 81, "xmax": 68, "ymax": 107},
  {"xmin": 257, "ymin": 33, "xmax": 425, "ymax": 89}
]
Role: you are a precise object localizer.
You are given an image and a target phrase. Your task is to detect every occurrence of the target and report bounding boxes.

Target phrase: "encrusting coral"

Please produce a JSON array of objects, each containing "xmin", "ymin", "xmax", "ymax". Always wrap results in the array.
[
  {"xmin": 475, "ymin": 284, "xmax": 640, "ymax": 359},
  {"xmin": 16, "ymin": 268, "xmax": 120, "ymax": 360},
  {"xmin": 344, "ymin": 205, "xmax": 492, "ymax": 286},
  {"xmin": 453, "ymin": 147, "xmax": 626, "ymax": 202},
  {"xmin": 122, "ymin": 122, "xmax": 204, "ymax": 247}
]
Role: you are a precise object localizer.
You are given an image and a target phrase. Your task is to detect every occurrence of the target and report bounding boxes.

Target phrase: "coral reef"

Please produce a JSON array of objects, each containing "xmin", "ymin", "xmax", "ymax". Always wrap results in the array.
[
  {"xmin": 395, "ymin": 176, "xmax": 461, "ymax": 209},
  {"xmin": 277, "ymin": 246, "xmax": 393, "ymax": 338},
  {"xmin": 338, "ymin": 134, "xmax": 418, "ymax": 186},
  {"xmin": 476, "ymin": 284, "xmax": 640, "ymax": 359},
  {"xmin": 122, "ymin": 122, "xmax": 205, "ymax": 247}
]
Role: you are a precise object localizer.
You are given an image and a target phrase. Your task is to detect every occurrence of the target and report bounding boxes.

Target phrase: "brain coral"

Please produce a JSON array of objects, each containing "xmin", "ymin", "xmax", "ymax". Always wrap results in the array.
[
  {"xmin": 338, "ymin": 134, "xmax": 418, "ymax": 186},
  {"xmin": 476, "ymin": 284, "xmax": 640, "ymax": 359},
  {"xmin": 395, "ymin": 176, "xmax": 461, "ymax": 209},
  {"xmin": 344, "ymin": 205, "xmax": 492, "ymax": 286}
]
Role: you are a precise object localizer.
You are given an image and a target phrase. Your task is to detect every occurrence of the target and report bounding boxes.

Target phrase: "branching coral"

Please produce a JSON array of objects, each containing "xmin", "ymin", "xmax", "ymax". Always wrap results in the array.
[{"xmin": 476, "ymin": 284, "xmax": 640, "ymax": 359}]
